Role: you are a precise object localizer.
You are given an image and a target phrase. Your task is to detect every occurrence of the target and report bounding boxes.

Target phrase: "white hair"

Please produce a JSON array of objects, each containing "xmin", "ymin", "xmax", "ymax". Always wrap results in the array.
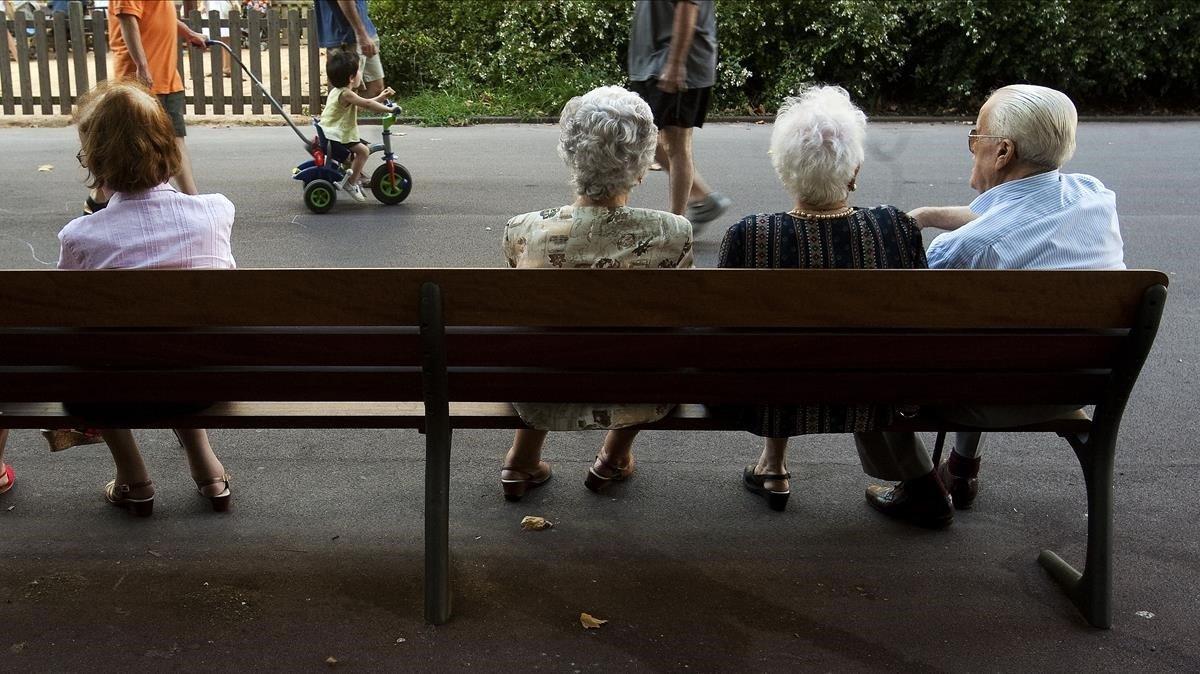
[
  {"xmin": 987, "ymin": 84, "xmax": 1077, "ymax": 169},
  {"xmin": 557, "ymin": 85, "xmax": 658, "ymax": 201},
  {"xmin": 770, "ymin": 85, "xmax": 867, "ymax": 207}
]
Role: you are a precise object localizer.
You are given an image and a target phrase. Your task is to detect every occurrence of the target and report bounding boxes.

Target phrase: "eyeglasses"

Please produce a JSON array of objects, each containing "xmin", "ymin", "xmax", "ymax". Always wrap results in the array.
[
  {"xmin": 967, "ymin": 128, "xmax": 1007, "ymax": 153},
  {"xmin": 76, "ymin": 150, "xmax": 86, "ymax": 168}
]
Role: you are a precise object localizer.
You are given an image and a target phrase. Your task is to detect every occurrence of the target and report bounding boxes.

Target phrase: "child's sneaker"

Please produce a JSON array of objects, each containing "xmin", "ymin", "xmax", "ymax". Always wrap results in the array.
[{"xmin": 345, "ymin": 182, "xmax": 367, "ymax": 202}]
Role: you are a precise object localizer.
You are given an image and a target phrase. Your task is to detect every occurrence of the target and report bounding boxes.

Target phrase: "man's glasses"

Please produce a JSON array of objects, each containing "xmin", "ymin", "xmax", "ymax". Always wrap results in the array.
[{"xmin": 967, "ymin": 128, "xmax": 1007, "ymax": 153}]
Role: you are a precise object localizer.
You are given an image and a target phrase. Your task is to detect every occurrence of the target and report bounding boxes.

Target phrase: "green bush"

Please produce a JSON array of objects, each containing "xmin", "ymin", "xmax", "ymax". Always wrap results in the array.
[{"xmin": 371, "ymin": 0, "xmax": 1199, "ymax": 123}]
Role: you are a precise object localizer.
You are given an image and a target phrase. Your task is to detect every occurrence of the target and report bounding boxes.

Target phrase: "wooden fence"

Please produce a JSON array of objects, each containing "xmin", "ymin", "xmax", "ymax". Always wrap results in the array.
[{"xmin": 2, "ymin": 4, "xmax": 323, "ymax": 117}]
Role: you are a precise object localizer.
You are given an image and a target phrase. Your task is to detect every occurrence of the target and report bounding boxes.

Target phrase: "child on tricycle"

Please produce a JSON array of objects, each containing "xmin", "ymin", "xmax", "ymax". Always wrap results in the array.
[{"xmin": 320, "ymin": 48, "xmax": 397, "ymax": 202}]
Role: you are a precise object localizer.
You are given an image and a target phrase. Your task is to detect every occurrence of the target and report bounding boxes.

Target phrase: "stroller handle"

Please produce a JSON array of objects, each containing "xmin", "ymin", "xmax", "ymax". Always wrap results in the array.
[{"xmin": 205, "ymin": 39, "xmax": 310, "ymax": 145}]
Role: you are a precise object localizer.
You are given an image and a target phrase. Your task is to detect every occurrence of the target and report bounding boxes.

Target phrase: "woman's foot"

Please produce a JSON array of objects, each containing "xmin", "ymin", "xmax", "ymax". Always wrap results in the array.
[
  {"xmin": 743, "ymin": 464, "xmax": 791, "ymax": 512},
  {"xmin": 195, "ymin": 474, "xmax": 232, "ymax": 512},
  {"xmin": 104, "ymin": 479, "xmax": 155, "ymax": 517},
  {"xmin": 500, "ymin": 461, "xmax": 552, "ymax": 502},
  {"xmin": 584, "ymin": 448, "xmax": 635, "ymax": 493},
  {"xmin": 0, "ymin": 463, "xmax": 14, "ymax": 495}
]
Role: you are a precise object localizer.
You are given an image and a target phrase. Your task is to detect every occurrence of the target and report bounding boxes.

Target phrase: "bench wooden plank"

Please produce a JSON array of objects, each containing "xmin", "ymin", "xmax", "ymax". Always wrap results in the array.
[
  {"xmin": 0, "ymin": 402, "xmax": 1092, "ymax": 434},
  {"xmin": 0, "ymin": 269, "xmax": 1168, "ymax": 329},
  {"xmin": 0, "ymin": 328, "xmax": 1123, "ymax": 370}
]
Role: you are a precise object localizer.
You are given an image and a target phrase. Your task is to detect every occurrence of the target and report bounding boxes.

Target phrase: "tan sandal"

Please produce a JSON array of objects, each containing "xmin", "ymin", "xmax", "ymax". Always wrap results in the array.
[
  {"xmin": 584, "ymin": 449, "xmax": 635, "ymax": 493},
  {"xmin": 105, "ymin": 479, "xmax": 155, "ymax": 517},
  {"xmin": 500, "ymin": 462, "xmax": 551, "ymax": 502},
  {"xmin": 196, "ymin": 474, "xmax": 231, "ymax": 512}
]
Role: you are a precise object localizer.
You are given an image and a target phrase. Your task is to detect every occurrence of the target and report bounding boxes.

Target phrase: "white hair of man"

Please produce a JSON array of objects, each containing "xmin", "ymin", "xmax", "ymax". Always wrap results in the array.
[
  {"xmin": 987, "ymin": 84, "xmax": 1077, "ymax": 169},
  {"xmin": 557, "ymin": 85, "xmax": 658, "ymax": 202},
  {"xmin": 770, "ymin": 85, "xmax": 867, "ymax": 208}
]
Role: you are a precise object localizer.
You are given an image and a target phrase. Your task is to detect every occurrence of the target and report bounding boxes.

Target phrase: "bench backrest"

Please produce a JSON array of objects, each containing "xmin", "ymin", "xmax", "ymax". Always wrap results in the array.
[{"xmin": 0, "ymin": 269, "xmax": 1168, "ymax": 410}]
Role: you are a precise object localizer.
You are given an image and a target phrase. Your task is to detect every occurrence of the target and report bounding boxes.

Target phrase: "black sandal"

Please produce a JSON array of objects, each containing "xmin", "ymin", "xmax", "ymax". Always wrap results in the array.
[{"xmin": 742, "ymin": 465, "xmax": 791, "ymax": 512}]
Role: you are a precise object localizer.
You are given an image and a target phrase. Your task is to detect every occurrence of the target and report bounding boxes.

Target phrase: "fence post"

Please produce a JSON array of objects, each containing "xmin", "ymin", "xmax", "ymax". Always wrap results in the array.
[
  {"xmin": 33, "ymin": 9, "xmax": 51, "ymax": 114},
  {"xmin": 51, "ymin": 8, "xmax": 69, "ymax": 114},
  {"xmin": 286, "ymin": 8, "xmax": 301, "ymax": 115},
  {"xmin": 306, "ymin": 10, "xmax": 321, "ymax": 115},
  {"xmin": 248, "ymin": 8, "xmax": 264, "ymax": 114},
  {"xmin": 0, "ymin": 11, "xmax": 13, "ymax": 115},
  {"xmin": 267, "ymin": 8, "xmax": 282, "ymax": 110},
  {"xmin": 13, "ymin": 9, "xmax": 33, "ymax": 114},
  {"xmin": 208, "ymin": 9, "xmax": 225, "ymax": 114},
  {"xmin": 230, "ymin": 9, "xmax": 244, "ymax": 114},
  {"xmin": 187, "ymin": 9, "xmax": 206, "ymax": 114},
  {"xmin": 68, "ymin": 1, "xmax": 88, "ymax": 97},
  {"xmin": 92, "ymin": 9, "xmax": 107, "ymax": 85}
]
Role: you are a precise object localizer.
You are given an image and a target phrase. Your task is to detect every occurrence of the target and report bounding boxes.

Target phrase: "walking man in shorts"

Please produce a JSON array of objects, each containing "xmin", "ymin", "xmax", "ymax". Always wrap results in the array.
[
  {"xmin": 107, "ymin": 0, "xmax": 208, "ymax": 198},
  {"xmin": 629, "ymin": 0, "xmax": 731, "ymax": 223},
  {"xmin": 315, "ymin": 0, "xmax": 386, "ymax": 99}
]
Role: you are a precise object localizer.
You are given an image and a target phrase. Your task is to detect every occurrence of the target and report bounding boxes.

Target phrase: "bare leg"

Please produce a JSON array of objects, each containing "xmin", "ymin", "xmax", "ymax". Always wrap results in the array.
[
  {"xmin": 503, "ymin": 429, "xmax": 549, "ymax": 478},
  {"xmin": 657, "ymin": 127, "xmax": 714, "ymax": 213},
  {"xmin": 362, "ymin": 78, "xmax": 384, "ymax": 99},
  {"xmin": 6, "ymin": 29, "xmax": 17, "ymax": 61},
  {"xmin": 173, "ymin": 428, "xmax": 226, "ymax": 497},
  {"xmin": 348, "ymin": 143, "xmax": 369, "ymax": 184},
  {"xmin": 659, "ymin": 127, "xmax": 694, "ymax": 215},
  {"xmin": 173, "ymin": 138, "xmax": 199, "ymax": 195},
  {"xmin": 220, "ymin": 36, "xmax": 233, "ymax": 75},
  {"xmin": 600, "ymin": 427, "xmax": 640, "ymax": 468},
  {"xmin": 754, "ymin": 437, "xmax": 790, "ymax": 492},
  {"xmin": 100, "ymin": 429, "xmax": 154, "ymax": 498}
]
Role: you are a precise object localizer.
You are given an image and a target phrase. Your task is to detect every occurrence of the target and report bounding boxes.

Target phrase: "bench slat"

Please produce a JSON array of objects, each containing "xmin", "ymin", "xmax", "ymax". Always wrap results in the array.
[
  {"xmin": 0, "ymin": 269, "xmax": 1167, "ymax": 329},
  {"xmin": 0, "ymin": 328, "xmax": 1123, "ymax": 370},
  {"xmin": 0, "ymin": 401, "xmax": 1093, "ymax": 434}
]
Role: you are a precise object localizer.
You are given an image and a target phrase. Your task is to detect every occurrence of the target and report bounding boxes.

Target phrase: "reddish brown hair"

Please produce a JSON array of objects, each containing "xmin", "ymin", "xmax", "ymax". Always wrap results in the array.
[{"xmin": 73, "ymin": 80, "xmax": 181, "ymax": 193}]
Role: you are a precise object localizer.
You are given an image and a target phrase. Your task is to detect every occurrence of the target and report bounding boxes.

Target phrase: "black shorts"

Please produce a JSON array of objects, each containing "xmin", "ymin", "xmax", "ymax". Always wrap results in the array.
[
  {"xmin": 157, "ymin": 91, "xmax": 187, "ymax": 137},
  {"xmin": 328, "ymin": 139, "xmax": 366, "ymax": 164},
  {"xmin": 629, "ymin": 80, "xmax": 711, "ymax": 129}
]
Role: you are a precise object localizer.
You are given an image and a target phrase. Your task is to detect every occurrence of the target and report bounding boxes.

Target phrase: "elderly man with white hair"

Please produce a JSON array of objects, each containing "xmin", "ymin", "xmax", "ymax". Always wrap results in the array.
[
  {"xmin": 865, "ymin": 84, "xmax": 1126, "ymax": 526},
  {"xmin": 718, "ymin": 85, "xmax": 932, "ymax": 513},
  {"xmin": 497, "ymin": 85, "xmax": 694, "ymax": 502}
]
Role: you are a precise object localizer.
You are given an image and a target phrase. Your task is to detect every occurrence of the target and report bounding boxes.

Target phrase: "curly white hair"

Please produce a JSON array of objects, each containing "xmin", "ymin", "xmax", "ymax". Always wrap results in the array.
[
  {"xmin": 770, "ymin": 85, "xmax": 867, "ymax": 207},
  {"xmin": 558, "ymin": 85, "xmax": 658, "ymax": 201}
]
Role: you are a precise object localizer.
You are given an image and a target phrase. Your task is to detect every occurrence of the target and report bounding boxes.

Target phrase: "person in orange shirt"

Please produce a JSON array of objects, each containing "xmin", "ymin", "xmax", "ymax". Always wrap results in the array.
[{"xmin": 88, "ymin": 0, "xmax": 207, "ymax": 210}]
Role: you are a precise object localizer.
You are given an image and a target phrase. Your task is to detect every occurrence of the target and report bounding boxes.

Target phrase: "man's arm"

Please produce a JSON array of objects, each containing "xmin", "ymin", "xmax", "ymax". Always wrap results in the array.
[
  {"xmin": 117, "ymin": 14, "xmax": 153, "ymax": 89},
  {"xmin": 658, "ymin": 0, "xmax": 699, "ymax": 93},
  {"xmin": 337, "ymin": 0, "xmax": 377, "ymax": 57},
  {"xmin": 176, "ymin": 19, "xmax": 208, "ymax": 49},
  {"xmin": 907, "ymin": 206, "xmax": 978, "ymax": 231}
]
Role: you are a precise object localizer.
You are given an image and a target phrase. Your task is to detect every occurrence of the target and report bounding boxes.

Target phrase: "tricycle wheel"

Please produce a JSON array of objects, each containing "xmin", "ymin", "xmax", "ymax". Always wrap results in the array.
[
  {"xmin": 371, "ymin": 162, "xmax": 412, "ymax": 205},
  {"xmin": 304, "ymin": 179, "xmax": 337, "ymax": 214}
]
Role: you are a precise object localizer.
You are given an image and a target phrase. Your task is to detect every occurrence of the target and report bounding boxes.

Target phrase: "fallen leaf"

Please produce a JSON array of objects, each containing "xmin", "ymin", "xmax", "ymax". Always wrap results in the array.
[
  {"xmin": 521, "ymin": 516, "xmax": 553, "ymax": 531},
  {"xmin": 325, "ymin": 656, "xmax": 338, "ymax": 666},
  {"xmin": 147, "ymin": 550, "xmax": 162, "ymax": 558},
  {"xmin": 755, "ymin": 120, "xmax": 766, "ymax": 125},
  {"xmin": 37, "ymin": 164, "xmax": 54, "ymax": 172},
  {"xmin": 580, "ymin": 612, "xmax": 607, "ymax": 629},
  {"xmin": 395, "ymin": 637, "xmax": 406, "ymax": 644},
  {"xmin": 1136, "ymin": 610, "xmax": 1155, "ymax": 619},
  {"xmin": 10, "ymin": 642, "xmax": 25, "ymax": 654}
]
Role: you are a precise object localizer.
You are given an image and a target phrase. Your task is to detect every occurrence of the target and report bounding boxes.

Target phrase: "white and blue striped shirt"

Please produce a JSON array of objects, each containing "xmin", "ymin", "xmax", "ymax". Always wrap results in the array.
[{"xmin": 926, "ymin": 171, "xmax": 1125, "ymax": 270}]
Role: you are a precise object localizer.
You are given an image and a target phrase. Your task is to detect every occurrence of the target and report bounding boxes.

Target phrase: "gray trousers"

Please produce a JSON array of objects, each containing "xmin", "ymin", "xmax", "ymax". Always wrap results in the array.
[{"xmin": 855, "ymin": 405, "xmax": 1083, "ymax": 481}]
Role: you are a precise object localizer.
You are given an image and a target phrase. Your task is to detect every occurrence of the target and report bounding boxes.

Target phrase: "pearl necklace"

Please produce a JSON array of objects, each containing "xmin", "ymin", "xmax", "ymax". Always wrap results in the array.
[{"xmin": 787, "ymin": 206, "xmax": 854, "ymax": 220}]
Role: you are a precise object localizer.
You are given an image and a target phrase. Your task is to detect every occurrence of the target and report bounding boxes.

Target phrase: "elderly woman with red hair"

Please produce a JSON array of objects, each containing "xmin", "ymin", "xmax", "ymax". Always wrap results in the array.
[{"xmin": 56, "ymin": 80, "xmax": 235, "ymax": 516}]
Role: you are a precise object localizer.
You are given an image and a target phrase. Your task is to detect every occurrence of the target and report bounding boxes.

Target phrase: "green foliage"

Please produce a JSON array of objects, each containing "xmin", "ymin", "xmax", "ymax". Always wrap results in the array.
[{"xmin": 371, "ymin": 0, "xmax": 1199, "ymax": 123}]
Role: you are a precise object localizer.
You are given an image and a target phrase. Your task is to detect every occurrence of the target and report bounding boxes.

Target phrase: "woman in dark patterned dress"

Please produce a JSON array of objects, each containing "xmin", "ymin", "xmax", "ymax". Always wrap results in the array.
[{"xmin": 718, "ymin": 86, "xmax": 944, "ymax": 517}]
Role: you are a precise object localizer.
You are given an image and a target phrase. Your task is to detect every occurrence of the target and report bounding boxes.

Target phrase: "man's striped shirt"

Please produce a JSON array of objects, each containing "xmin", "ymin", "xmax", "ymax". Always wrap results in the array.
[{"xmin": 926, "ymin": 170, "xmax": 1125, "ymax": 270}]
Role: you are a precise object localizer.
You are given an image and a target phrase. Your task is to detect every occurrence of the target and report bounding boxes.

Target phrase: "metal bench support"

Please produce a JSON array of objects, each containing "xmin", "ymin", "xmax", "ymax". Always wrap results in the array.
[{"xmin": 420, "ymin": 282, "xmax": 452, "ymax": 625}]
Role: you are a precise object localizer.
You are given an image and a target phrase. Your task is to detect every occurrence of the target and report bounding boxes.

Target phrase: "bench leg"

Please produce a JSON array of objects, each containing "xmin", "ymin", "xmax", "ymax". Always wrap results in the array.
[
  {"xmin": 424, "ymin": 423, "xmax": 452, "ymax": 625},
  {"xmin": 420, "ymin": 281, "xmax": 452, "ymax": 625},
  {"xmin": 1038, "ymin": 435, "xmax": 1113, "ymax": 628}
]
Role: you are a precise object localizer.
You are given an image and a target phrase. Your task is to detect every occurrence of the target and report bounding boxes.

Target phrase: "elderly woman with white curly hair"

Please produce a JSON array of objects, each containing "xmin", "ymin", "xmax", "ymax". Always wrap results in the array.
[
  {"xmin": 498, "ymin": 85, "xmax": 694, "ymax": 501},
  {"xmin": 717, "ymin": 85, "xmax": 938, "ymax": 514}
]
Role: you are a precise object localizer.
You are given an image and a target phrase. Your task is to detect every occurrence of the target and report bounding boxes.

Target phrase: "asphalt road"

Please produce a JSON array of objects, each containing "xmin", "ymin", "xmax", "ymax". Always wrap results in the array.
[{"xmin": 0, "ymin": 121, "xmax": 1197, "ymax": 672}]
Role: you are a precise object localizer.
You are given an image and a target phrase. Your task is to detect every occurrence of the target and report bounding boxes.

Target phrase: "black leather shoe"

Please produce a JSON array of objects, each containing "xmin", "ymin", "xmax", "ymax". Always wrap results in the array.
[
  {"xmin": 742, "ymin": 465, "xmax": 791, "ymax": 512},
  {"xmin": 937, "ymin": 460, "xmax": 978, "ymax": 510},
  {"xmin": 865, "ymin": 472, "xmax": 953, "ymax": 529}
]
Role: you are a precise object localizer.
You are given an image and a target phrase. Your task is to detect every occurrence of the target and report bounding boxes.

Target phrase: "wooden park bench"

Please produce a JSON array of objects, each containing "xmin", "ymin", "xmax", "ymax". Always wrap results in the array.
[{"xmin": 0, "ymin": 268, "xmax": 1167, "ymax": 629}]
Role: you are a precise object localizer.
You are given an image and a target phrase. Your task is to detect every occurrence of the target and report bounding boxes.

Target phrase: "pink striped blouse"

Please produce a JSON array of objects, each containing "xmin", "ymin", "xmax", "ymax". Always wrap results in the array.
[{"xmin": 57, "ymin": 184, "xmax": 236, "ymax": 270}]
